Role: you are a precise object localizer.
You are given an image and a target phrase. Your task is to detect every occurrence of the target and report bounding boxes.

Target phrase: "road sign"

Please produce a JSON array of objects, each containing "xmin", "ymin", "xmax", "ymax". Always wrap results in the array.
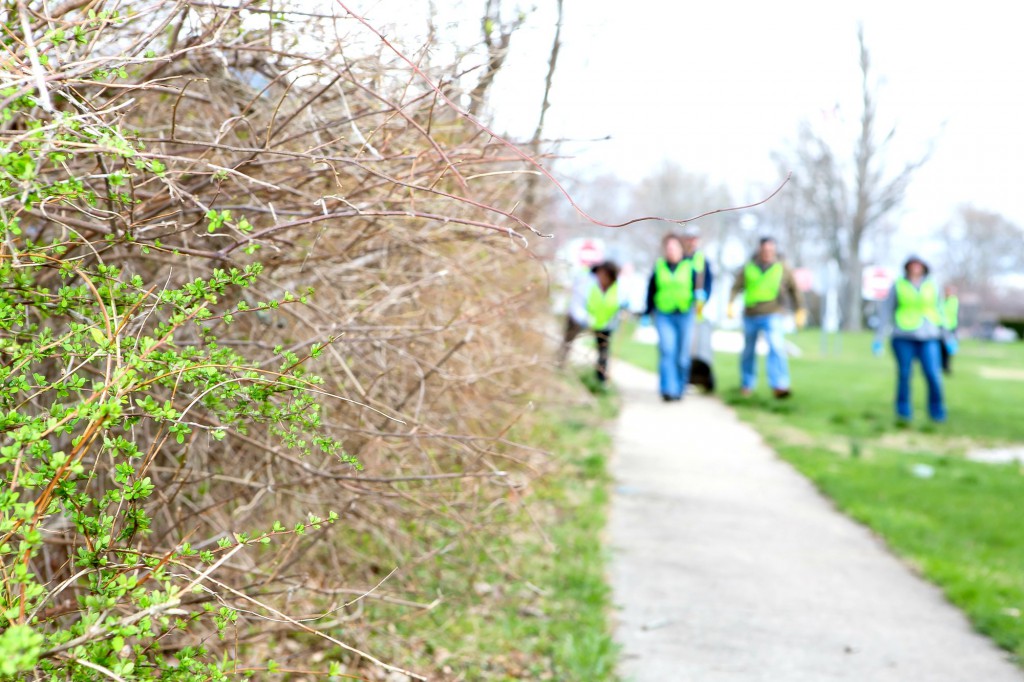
[
  {"xmin": 862, "ymin": 266, "xmax": 894, "ymax": 301},
  {"xmin": 791, "ymin": 267, "xmax": 814, "ymax": 292},
  {"xmin": 570, "ymin": 238, "xmax": 605, "ymax": 268}
]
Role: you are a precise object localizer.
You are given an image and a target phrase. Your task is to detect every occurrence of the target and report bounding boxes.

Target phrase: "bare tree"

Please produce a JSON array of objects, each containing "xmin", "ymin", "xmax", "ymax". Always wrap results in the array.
[
  {"xmin": 941, "ymin": 204, "xmax": 1024, "ymax": 292},
  {"xmin": 468, "ymin": 0, "xmax": 526, "ymax": 116},
  {"xmin": 759, "ymin": 163, "xmax": 821, "ymax": 268},
  {"xmin": 780, "ymin": 25, "xmax": 930, "ymax": 330},
  {"xmin": 628, "ymin": 161, "xmax": 734, "ymax": 260},
  {"xmin": 522, "ymin": 0, "xmax": 565, "ymax": 222}
]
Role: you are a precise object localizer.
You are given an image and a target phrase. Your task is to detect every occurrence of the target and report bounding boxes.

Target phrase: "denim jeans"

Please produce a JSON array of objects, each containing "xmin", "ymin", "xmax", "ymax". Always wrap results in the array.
[
  {"xmin": 740, "ymin": 313, "xmax": 789, "ymax": 390},
  {"xmin": 654, "ymin": 309, "xmax": 695, "ymax": 398},
  {"xmin": 892, "ymin": 337, "xmax": 946, "ymax": 422}
]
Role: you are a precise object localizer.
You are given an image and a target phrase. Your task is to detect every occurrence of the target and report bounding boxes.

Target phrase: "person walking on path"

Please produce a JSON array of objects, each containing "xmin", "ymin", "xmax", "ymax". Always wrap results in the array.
[
  {"xmin": 872, "ymin": 255, "xmax": 947, "ymax": 423},
  {"xmin": 557, "ymin": 247, "xmax": 603, "ymax": 369},
  {"xmin": 645, "ymin": 233, "xmax": 711, "ymax": 401},
  {"xmin": 586, "ymin": 261, "xmax": 623, "ymax": 384},
  {"xmin": 727, "ymin": 236, "xmax": 806, "ymax": 398},
  {"xmin": 681, "ymin": 225, "xmax": 713, "ymax": 319},
  {"xmin": 940, "ymin": 284, "xmax": 960, "ymax": 375},
  {"xmin": 559, "ymin": 261, "xmax": 624, "ymax": 384}
]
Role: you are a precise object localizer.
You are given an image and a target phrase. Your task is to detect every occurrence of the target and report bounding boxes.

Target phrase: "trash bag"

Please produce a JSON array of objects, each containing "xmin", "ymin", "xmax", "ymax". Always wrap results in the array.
[{"xmin": 689, "ymin": 318, "xmax": 715, "ymax": 393}]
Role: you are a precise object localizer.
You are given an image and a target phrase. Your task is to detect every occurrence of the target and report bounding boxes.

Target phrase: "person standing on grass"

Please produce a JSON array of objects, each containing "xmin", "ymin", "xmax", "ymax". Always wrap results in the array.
[
  {"xmin": 645, "ymin": 233, "xmax": 708, "ymax": 401},
  {"xmin": 940, "ymin": 283, "xmax": 960, "ymax": 375},
  {"xmin": 872, "ymin": 255, "xmax": 947, "ymax": 423},
  {"xmin": 727, "ymin": 236, "xmax": 806, "ymax": 399}
]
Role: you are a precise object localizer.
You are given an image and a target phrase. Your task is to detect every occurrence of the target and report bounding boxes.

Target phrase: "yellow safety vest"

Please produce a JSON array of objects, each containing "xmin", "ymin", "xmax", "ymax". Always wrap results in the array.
[
  {"xmin": 688, "ymin": 250, "xmax": 706, "ymax": 273},
  {"xmin": 653, "ymin": 259, "xmax": 694, "ymax": 313},
  {"xmin": 743, "ymin": 262, "xmax": 783, "ymax": 307},
  {"xmin": 587, "ymin": 282, "xmax": 620, "ymax": 330},
  {"xmin": 943, "ymin": 295, "xmax": 959, "ymax": 331},
  {"xmin": 894, "ymin": 278, "xmax": 940, "ymax": 331}
]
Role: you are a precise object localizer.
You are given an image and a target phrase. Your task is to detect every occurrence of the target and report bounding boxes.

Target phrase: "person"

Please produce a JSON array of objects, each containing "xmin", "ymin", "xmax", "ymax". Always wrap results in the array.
[
  {"xmin": 681, "ymin": 225, "xmax": 714, "ymax": 319},
  {"xmin": 559, "ymin": 260, "xmax": 623, "ymax": 384},
  {"xmin": 587, "ymin": 261, "xmax": 622, "ymax": 383},
  {"xmin": 872, "ymin": 255, "xmax": 946, "ymax": 423},
  {"xmin": 940, "ymin": 284, "xmax": 960, "ymax": 375},
  {"xmin": 727, "ymin": 236, "xmax": 806, "ymax": 398},
  {"xmin": 645, "ymin": 233, "xmax": 710, "ymax": 401}
]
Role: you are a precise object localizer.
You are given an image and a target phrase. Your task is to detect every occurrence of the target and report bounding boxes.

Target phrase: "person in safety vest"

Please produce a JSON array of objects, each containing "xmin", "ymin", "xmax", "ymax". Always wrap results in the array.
[
  {"xmin": 872, "ymin": 255, "xmax": 947, "ymax": 423},
  {"xmin": 645, "ymin": 233, "xmax": 710, "ymax": 401},
  {"xmin": 681, "ymin": 225, "xmax": 713, "ymax": 318},
  {"xmin": 940, "ymin": 284, "xmax": 960, "ymax": 375},
  {"xmin": 560, "ymin": 261, "xmax": 624, "ymax": 384},
  {"xmin": 727, "ymin": 236, "xmax": 806, "ymax": 399}
]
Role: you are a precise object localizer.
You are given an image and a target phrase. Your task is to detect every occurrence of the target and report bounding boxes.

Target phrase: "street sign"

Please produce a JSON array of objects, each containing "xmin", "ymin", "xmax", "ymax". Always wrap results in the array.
[
  {"xmin": 571, "ymin": 238, "xmax": 604, "ymax": 268},
  {"xmin": 792, "ymin": 267, "xmax": 814, "ymax": 292},
  {"xmin": 862, "ymin": 266, "xmax": 894, "ymax": 301}
]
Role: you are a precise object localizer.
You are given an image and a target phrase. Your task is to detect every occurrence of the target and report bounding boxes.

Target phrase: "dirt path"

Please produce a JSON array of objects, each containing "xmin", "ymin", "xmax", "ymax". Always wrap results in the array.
[{"xmin": 608, "ymin": 361, "xmax": 1023, "ymax": 681}]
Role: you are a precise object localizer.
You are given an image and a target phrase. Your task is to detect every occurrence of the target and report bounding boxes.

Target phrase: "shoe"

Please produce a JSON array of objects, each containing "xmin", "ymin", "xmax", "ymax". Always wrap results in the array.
[
  {"xmin": 772, "ymin": 388, "xmax": 791, "ymax": 399},
  {"xmin": 739, "ymin": 388, "xmax": 753, "ymax": 397},
  {"xmin": 661, "ymin": 394, "xmax": 672, "ymax": 402}
]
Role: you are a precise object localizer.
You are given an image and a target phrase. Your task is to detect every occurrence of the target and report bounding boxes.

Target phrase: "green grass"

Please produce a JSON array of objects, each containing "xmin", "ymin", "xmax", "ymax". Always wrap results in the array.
[
  {"xmin": 353, "ymin": 372, "xmax": 620, "ymax": 680},
  {"xmin": 617, "ymin": 323, "xmax": 1024, "ymax": 662}
]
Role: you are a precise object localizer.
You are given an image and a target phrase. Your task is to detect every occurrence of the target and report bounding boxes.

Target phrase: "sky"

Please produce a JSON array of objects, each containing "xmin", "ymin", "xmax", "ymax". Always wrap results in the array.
[
  {"xmin": 479, "ymin": 1, "xmax": 1024, "ymax": 262},
  {"xmin": 346, "ymin": 1, "xmax": 1024, "ymax": 265}
]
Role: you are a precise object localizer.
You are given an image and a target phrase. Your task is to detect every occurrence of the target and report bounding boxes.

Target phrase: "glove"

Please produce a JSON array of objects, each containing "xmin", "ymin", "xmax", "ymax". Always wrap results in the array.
[
  {"xmin": 794, "ymin": 309, "xmax": 807, "ymax": 329},
  {"xmin": 695, "ymin": 289, "xmax": 708, "ymax": 303},
  {"xmin": 945, "ymin": 338, "xmax": 958, "ymax": 356},
  {"xmin": 872, "ymin": 340, "xmax": 883, "ymax": 357},
  {"xmin": 727, "ymin": 302, "xmax": 737, "ymax": 319},
  {"xmin": 639, "ymin": 314, "xmax": 652, "ymax": 328}
]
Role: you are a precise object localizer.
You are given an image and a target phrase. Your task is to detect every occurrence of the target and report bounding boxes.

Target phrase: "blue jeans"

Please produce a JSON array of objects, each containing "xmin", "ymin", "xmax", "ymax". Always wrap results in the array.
[
  {"xmin": 892, "ymin": 337, "xmax": 946, "ymax": 421},
  {"xmin": 741, "ymin": 313, "xmax": 790, "ymax": 390},
  {"xmin": 654, "ymin": 309, "xmax": 695, "ymax": 398}
]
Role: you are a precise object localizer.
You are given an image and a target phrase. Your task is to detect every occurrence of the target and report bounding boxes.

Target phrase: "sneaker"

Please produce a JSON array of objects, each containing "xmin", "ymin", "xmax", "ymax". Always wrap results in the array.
[{"xmin": 772, "ymin": 388, "xmax": 792, "ymax": 399}]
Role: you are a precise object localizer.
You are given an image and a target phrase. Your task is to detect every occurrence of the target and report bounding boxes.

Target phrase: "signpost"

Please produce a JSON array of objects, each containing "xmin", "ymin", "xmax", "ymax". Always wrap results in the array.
[{"xmin": 821, "ymin": 260, "xmax": 842, "ymax": 355}]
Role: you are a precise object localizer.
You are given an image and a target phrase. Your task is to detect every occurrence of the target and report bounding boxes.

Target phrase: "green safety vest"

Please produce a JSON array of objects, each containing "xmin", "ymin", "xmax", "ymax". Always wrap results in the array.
[
  {"xmin": 943, "ymin": 295, "xmax": 959, "ymax": 331},
  {"xmin": 894, "ymin": 278, "xmax": 940, "ymax": 331},
  {"xmin": 586, "ymin": 281, "xmax": 620, "ymax": 330},
  {"xmin": 743, "ymin": 262, "xmax": 783, "ymax": 307},
  {"xmin": 653, "ymin": 259, "xmax": 694, "ymax": 313},
  {"xmin": 688, "ymin": 250, "xmax": 706, "ymax": 273}
]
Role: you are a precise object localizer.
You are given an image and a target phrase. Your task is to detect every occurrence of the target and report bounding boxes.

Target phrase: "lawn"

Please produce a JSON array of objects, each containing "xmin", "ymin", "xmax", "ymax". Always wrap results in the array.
[{"xmin": 616, "ymin": 323, "xmax": 1024, "ymax": 662}]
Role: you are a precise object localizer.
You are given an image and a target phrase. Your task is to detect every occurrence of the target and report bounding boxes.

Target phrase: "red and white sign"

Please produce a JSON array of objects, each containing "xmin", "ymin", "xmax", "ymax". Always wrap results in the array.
[
  {"xmin": 862, "ymin": 266, "xmax": 894, "ymax": 301},
  {"xmin": 791, "ymin": 267, "xmax": 814, "ymax": 292},
  {"xmin": 572, "ymin": 238, "xmax": 605, "ymax": 267}
]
